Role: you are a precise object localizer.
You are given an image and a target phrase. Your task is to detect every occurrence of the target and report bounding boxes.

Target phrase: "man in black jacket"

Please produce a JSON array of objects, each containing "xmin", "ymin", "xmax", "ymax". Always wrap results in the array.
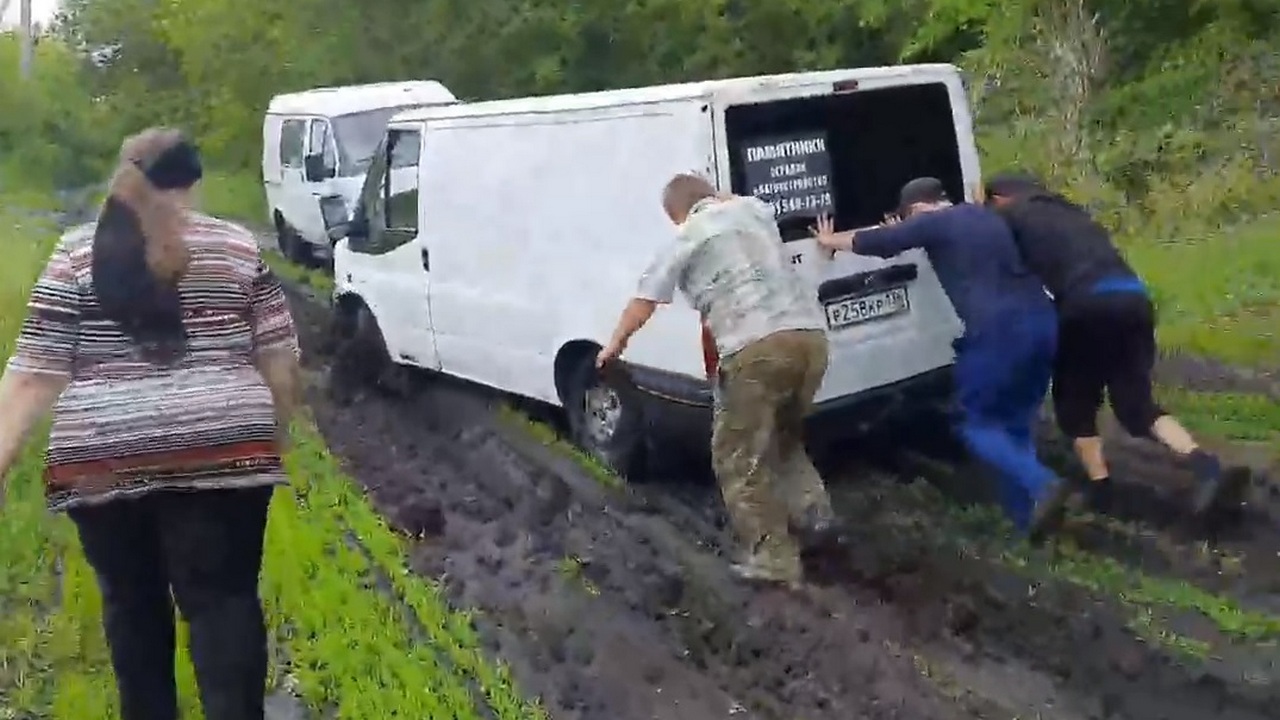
[{"xmin": 984, "ymin": 172, "xmax": 1247, "ymax": 517}]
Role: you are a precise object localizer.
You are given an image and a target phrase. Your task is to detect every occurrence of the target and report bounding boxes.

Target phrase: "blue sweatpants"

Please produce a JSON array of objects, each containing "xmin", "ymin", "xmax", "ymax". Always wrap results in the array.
[{"xmin": 953, "ymin": 307, "xmax": 1059, "ymax": 530}]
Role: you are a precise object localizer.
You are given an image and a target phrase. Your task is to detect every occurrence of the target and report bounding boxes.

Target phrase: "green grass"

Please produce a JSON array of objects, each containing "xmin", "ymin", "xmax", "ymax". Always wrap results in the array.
[
  {"xmin": 1129, "ymin": 214, "xmax": 1280, "ymax": 367},
  {"xmin": 263, "ymin": 252, "xmax": 335, "ymax": 297},
  {"xmin": 0, "ymin": 198, "xmax": 541, "ymax": 718},
  {"xmin": 1158, "ymin": 387, "xmax": 1280, "ymax": 444},
  {"xmin": 199, "ymin": 168, "xmax": 268, "ymax": 228},
  {"xmin": 497, "ymin": 406, "xmax": 622, "ymax": 489}
]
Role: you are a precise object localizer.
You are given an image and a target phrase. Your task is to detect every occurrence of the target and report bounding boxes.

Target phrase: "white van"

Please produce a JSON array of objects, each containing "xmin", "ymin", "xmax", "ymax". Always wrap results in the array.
[
  {"xmin": 328, "ymin": 65, "xmax": 972, "ymax": 478},
  {"xmin": 261, "ymin": 81, "xmax": 456, "ymax": 264}
]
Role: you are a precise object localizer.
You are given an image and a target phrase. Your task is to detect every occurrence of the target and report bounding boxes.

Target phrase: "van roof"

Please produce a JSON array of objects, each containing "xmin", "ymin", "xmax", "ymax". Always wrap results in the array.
[
  {"xmin": 267, "ymin": 81, "xmax": 457, "ymax": 117},
  {"xmin": 390, "ymin": 64, "xmax": 959, "ymax": 124}
]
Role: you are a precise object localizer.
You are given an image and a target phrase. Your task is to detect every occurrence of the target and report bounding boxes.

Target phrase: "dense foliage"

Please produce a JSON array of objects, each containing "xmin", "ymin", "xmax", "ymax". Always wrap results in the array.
[{"xmin": 1, "ymin": 0, "xmax": 1277, "ymax": 238}]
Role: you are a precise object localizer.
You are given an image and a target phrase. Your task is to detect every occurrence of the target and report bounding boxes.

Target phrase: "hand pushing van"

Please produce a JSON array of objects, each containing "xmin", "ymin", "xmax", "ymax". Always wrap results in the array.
[{"xmin": 326, "ymin": 64, "xmax": 970, "ymax": 493}]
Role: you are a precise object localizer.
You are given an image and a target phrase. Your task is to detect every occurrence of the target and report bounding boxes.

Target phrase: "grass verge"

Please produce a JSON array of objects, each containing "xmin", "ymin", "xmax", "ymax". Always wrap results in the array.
[
  {"xmin": 1158, "ymin": 387, "xmax": 1280, "ymax": 445},
  {"xmin": 1134, "ymin": 214, "xmax": 1280, "ymax": 368},
  {"xmin": 0, "ymin": 198, "xmax": 541, "ymax": 718},
  {"xmin": 497, "ymin": 405, "xmax": 621, "ymax": 489},
  {"xmin": 270, "ymin": 421, "xmax": 546, "ymax": 719},
  {"xmin": 199, "ymin": 168, "xmax": 269, "ymax": 228},
  {"xmin": 263, "ymin": 253, "xmax": 335, "ymax": 297}
]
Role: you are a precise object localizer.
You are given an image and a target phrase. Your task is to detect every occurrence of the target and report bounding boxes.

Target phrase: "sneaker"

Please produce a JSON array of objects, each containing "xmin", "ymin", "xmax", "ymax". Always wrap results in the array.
[
  {"xmin": 1027, "ymin": 477, "xmax": 1073, "ymax": 542},
  {"xmin": 1188, "ymin": 450, "xmax": 1222, "ymax": 516},
  {"xmin": 1190, "ymin": 451, "xmax": 1251, "ymax": 516},
  {"xmin": 1083, "ymin": 477, "xmax": 1115, "ymax": 515}
]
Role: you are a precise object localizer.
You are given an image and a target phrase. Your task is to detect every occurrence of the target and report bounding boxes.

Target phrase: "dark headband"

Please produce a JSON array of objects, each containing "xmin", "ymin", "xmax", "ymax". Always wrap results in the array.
[{"xmin": 134, "ymin": 139, "xmax": 204, "ymax": 190}]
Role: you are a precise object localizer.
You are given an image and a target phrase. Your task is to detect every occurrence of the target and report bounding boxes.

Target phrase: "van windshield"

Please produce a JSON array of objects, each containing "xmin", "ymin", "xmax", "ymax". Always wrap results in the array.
[{"xmin": 332, "ymin": 107, "xmax": 414, "ymax": 177}]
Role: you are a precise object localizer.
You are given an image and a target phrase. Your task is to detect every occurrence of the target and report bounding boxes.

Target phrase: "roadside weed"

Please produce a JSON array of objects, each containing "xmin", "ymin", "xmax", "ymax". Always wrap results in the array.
[{"xmin": 498, "ymin": 405, "xmax": 622, "ymax": 489}]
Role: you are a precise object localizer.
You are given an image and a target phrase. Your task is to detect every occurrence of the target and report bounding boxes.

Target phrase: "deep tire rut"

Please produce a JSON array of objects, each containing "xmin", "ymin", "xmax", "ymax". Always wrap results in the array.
[{"xmin": 284, "ymin": 282, "xmax": 1279, "ymax": 720}]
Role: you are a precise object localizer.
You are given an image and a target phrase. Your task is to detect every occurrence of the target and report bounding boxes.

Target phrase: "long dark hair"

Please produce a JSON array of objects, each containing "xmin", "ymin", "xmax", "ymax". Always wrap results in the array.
[{"xmin": 92, "ymin": 128, "xmax": 202, "ymax": 365}]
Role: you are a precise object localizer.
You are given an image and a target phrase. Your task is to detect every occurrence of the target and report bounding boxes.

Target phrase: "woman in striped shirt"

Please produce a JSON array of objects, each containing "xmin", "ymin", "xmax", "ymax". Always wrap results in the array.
[{"xmin": 0, "ymin": 128, "xmax": 302, "ymax": 720}]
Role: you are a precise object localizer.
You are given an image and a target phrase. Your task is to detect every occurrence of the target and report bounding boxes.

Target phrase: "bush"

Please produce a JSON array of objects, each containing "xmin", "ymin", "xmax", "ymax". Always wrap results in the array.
[{"xmin": 0, "ymin": 35, "xmax": 117, "ymax": 192}]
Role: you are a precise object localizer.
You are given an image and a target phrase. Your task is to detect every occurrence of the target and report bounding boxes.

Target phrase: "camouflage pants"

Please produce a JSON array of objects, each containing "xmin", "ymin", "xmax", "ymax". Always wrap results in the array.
[{"xmin": 712, "ymin": 329, "xmax": 833, "ymax": 580}]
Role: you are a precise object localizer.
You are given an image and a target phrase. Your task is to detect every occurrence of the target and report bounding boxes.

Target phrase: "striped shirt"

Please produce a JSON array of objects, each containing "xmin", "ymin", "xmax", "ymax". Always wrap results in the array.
[{"xmin": 7, "ymin": 212, "xmax": 300, "ymax": 511}]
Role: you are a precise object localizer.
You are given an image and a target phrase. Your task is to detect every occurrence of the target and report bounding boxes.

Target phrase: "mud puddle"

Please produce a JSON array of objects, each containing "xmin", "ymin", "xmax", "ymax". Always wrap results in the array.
[{"xmin": 283, "ymin": 282, "xmax": 1278, "ymax": 720}]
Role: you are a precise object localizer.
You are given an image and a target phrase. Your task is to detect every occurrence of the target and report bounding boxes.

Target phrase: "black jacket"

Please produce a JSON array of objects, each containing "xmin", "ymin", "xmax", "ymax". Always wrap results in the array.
[{"xmin": 995, "ymin": 191, "xmax": 1137, "ymax": 311}]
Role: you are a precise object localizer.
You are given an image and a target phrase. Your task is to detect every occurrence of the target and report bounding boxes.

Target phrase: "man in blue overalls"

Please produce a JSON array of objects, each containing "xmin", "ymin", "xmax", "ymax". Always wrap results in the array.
[{"xmin": 813, "ymin": 177, "xmax": 1070, "ymax": 539}]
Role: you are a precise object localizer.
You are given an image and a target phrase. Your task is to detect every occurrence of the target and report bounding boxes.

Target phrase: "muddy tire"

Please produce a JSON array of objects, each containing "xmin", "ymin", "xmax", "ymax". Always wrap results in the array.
[
  {"xmin": 328, "ymin": 303, "xmax": 405, "ymax": 403},
  {"xmin": 276, "ymin": 218, "xmax": 314, "ymax": 266},
  {"xmin": 565, "ymin": 358, "xmax": 649, "ymax": 481}
]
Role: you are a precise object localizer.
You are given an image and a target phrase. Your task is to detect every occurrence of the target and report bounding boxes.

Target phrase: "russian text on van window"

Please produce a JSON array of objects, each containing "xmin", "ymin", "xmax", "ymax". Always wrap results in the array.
[{"xmin": 741, "ymin": 134, "xmax": 833, "ymax": 218}]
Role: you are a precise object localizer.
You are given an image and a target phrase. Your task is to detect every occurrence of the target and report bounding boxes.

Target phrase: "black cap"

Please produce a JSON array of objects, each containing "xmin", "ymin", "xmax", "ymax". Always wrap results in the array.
[
  {"xmin": 897, "ymin": 176, "xmax": 947, "ymax": 216},
  {"xmin": 984, "ymin": 171, "xmax": 1045, "ymax": 200}
]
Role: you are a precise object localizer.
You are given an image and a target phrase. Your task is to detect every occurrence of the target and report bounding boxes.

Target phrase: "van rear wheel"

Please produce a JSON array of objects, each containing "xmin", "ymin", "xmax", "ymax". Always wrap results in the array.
[{"xmin": 565, "ymin": 357, "xmax": 649, "ymax": 481}]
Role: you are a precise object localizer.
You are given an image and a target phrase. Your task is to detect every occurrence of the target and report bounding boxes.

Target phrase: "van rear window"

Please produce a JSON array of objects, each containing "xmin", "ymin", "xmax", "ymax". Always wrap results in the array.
[{"xmin": 725, "ymin": 82, "xmax": 964, "ymax": 240}]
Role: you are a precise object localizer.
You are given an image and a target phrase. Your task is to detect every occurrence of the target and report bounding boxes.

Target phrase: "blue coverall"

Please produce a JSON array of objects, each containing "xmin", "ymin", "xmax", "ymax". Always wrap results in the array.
[{"xmin": 855, "ymin": 204, "xmax": 1059, "ymax": 529}]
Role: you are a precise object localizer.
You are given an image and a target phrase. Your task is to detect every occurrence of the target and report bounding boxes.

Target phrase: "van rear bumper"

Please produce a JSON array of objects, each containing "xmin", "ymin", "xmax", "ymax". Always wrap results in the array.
[{"xmin": 625, "ymin": 363, "xmax": 955, "ymax": 452}]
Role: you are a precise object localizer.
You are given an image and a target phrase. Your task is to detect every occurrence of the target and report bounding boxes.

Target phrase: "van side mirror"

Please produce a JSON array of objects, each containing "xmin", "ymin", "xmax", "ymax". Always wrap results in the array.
[
  {"xmin": 304, "ymin": 153, "xmax": 335, "ymax": 182},
  {"xmin": 326, "ymin": 222, "xmax": 350, "ymax": 243},
  {"xmin": 348, "ymin": 212, "xmax": 368, "ymax": 239},
  {"xmin": 327, "ymin": 212, "xmax": 367, "ymax": 245}
]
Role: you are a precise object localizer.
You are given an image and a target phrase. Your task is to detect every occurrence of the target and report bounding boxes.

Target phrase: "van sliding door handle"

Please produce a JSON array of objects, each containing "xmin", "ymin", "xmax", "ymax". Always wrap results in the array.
[{"xmin": 421, "ymin": 247, "xmax": 430, "ymax": 271}]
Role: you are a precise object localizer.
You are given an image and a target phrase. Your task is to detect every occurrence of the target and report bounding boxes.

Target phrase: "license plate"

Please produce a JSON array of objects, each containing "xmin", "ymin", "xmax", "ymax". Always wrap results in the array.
[{"xmin": 824, "ymin": 287, "xmax": 910, "ymax": 329}]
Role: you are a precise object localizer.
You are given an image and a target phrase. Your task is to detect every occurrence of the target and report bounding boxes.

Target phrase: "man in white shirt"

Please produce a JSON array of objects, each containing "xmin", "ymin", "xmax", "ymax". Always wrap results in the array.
[{"xmin": 597, "ymin": 173, "xmax": 839, "ymax": 587}]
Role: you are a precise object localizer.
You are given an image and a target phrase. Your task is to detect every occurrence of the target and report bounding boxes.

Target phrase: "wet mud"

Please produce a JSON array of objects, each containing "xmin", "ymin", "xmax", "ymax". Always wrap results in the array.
[{"xmin": 284, "ymin": 282, "xmax": 1279, "ymax": 720}]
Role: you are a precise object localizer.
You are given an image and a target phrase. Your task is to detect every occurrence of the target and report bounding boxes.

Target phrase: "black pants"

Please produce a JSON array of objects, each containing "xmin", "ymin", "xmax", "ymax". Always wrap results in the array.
[
  {"xmin": 69, "ymin": 486, "xmax": 274, "ymax": 720},
  {"xmin": 1052, "ymin": 292, "xmax": 1165, "ymax": 438}
]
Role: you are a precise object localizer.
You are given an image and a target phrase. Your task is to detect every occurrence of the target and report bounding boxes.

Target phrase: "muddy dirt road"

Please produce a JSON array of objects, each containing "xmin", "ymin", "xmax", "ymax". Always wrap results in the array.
[{"xmin": 283, "ymin": 281, "xmax": 1279, "ymax": 720}]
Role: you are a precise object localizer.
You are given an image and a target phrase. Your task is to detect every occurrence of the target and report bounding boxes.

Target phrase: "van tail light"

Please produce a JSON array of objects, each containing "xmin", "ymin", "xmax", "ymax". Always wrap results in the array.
[{"xmin": 701, "ymin": 320, "xmax": 720, "ymax": 379}]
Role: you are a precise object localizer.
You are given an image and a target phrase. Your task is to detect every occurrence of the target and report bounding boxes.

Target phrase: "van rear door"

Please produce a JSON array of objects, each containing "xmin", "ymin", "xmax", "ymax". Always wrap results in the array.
[{"xmin": 711, "ymin": 68, "xmax": 972, "ymax": 404}]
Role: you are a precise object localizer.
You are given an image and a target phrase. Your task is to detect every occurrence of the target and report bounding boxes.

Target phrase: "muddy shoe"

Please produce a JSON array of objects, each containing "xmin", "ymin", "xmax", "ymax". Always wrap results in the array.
[
  {"xmin": 730, "ymin": 554, "xmax": 802, "ymax": 589},
  {"xmin": 1027, "ymin": 477, "xmax": 1073, "ymax": 543},
  {"xmin": 1190, "ymin": 451, "xmax": 1250, "ymax": 517},
  {"xmin": 1082, "ymin": 476, "xmax": 1115, "ymax": 515},
  {"xmin": 789, "ymin": 506, "xmax": 848, "ymax": 554}
]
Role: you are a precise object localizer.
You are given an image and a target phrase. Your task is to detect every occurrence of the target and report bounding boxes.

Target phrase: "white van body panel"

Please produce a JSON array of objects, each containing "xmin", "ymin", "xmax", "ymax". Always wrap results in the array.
[
  {"xmin": 261, "ymin": 81, "xmax": 457, "ymax": 250},
  {"xmin": 415, "ymin": 99, "xmax": 714, "ymax": 404},
  {"xmin": 336, "ymin": 64, "xmax": 974, "ymax": 414}
]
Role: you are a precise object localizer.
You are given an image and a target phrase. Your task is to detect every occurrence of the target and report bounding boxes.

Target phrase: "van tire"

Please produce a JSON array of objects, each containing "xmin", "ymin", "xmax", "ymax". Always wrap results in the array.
[
  {"xmin": 276, "ymin": 220, "xmax": 313, "ymax": 266},
  {"xmin": 564, "ymin": 358, "xmax": 649, "ymax": 482},
  {"xmin": 328, "ymin": 303, "xmax": 403, "ymax": 403},
  {"xmin": 273, "ymin": 214, "xmax": 291, "ymax": 255}
]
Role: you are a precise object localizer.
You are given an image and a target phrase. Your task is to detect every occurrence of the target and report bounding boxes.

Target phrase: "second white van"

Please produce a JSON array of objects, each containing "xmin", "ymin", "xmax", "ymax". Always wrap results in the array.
[
  {"xmin": 328, "ymin": 65, "xmax": 973, "ymax": 477},
  {"xmin": 261, "ymin": 81, "xmax": 456, "ymax": 264}
]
